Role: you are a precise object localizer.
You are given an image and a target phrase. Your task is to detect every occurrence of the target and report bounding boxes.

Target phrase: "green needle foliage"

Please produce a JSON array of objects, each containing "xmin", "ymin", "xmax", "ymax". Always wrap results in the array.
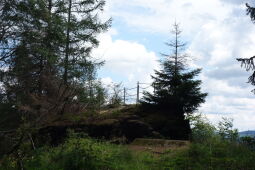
[
  {"xmin": 142, "ymin": 23, "xmax": 207, "ymax": 116},
  {"xmin": 141, "ymin": 23, "xmax": 207, "ymax": 139},
  {"xmin": 0, "ymin": 0, "xmax": 110, "ymax": 117}
]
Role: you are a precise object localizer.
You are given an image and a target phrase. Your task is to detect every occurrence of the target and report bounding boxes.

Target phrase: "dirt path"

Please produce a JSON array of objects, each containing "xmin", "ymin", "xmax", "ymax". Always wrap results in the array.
[{"xmin": 128, "ymin": 138, "xmax": 190, "ymax": 155}]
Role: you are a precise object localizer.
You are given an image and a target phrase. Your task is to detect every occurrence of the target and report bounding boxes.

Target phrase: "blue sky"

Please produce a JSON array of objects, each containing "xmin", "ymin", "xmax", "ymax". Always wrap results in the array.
[{"xmin": 92, "ymin": 0, "xmax": 255, "ymax": 131}]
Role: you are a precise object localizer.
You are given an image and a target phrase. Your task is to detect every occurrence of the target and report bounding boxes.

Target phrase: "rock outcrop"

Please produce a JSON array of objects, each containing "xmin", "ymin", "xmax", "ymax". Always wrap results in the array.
[{"xmin": 37, "ymin": 113, "xmax": 158, "ymax": 145}]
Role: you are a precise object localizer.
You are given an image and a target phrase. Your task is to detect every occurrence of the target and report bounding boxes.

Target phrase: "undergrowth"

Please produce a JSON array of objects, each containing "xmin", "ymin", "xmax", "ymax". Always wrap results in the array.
[{"xmin": 1, "ymin": 115, "xmax": 255, "ymax": 170}]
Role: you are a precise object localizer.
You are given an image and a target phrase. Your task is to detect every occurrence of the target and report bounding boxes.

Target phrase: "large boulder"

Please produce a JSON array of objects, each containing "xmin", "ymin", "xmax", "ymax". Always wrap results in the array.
[
  {"xmin": 88, "ymin": 119, "xmax": 121, "ymax": 139},
  {"xmin": 37, "ymin": 113, "xmax": 157, "ymax": 145},
  {"xmin": 120, "ymin": 119, "xmax": 154, "ymax": 141}
]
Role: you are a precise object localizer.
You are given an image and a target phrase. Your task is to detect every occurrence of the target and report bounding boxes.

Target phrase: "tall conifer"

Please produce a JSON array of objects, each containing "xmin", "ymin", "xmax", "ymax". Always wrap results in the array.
[
  {"xmin": 142, "ymin": 23, "xmax": 207, "ymax": 116},
  {"xmin": 141, "ymin": 23, "xmax": 207, "ymax": 139}
]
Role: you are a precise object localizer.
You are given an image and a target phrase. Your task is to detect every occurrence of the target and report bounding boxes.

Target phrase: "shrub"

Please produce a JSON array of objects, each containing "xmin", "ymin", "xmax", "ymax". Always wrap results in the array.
[
  {"xmin": 240, "ymin": 136, "xmax": 255, "ymax": 151},
  {"xmin": 0, "ymin": 132, "xmax": 156, "ymax": 170},
  {"xmin": 187, "ymin": 113, "xmax": 217, "ymax": 143},
  {"xmin": 218, "ymin": 117, "xmax": 238, "ymax": 142}
]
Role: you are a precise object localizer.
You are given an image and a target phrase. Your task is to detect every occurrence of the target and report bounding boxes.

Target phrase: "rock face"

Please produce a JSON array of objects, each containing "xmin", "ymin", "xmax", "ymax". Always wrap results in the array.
[
  {"xmin": 150, "ymin": 118, "xmax": 190, "ymax": 140},
  {"xmin": 163, "ymin": 119, "xmax": 191, "ymax": 140},
  {"xmin": 88, "ymin": 119, "xmax": 122, "ymax": 139},
  {"xmin": 88, "ymin": 114, "xmax": 159, "ymax": 141},
  {"xmin": 120, "ymin": 119, "xmax": 154, "ymax": 141},
  {"xmin": 36, "ymin": 106, "xmax": 191, "ymax": 145},
  {"xmin": 38, "ymin": 113, "xmax": 157, "ymax": 145},
  {"xmin": 142, "ymin": 112, "xmax": 191, "ymax": 140}
]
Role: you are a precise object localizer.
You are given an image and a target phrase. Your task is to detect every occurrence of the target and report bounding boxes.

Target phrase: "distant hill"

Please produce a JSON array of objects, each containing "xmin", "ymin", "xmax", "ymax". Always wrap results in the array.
[{"xmin": 239, "ymin": 131, "xmax": 255, "ymax": 138}]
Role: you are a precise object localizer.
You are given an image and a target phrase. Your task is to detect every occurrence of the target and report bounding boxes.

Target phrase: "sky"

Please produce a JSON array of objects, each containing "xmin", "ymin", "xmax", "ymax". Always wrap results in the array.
[{"xmin": 92, "ymin": 0, "xmax": 255, "ymax": 131}]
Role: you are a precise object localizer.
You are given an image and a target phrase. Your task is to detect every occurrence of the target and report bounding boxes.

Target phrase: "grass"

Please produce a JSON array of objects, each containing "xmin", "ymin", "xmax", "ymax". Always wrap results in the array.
[
  {"xmin": 0, "ymin": 133, "xmax": 157, "ymax": 170},
  {"xmin": 54, "ymin": 105, "xmax": 138, "ymax": 125},
  {"xmin": 1, "ymin": 132, "xmax": 255, "ymax": 170}
]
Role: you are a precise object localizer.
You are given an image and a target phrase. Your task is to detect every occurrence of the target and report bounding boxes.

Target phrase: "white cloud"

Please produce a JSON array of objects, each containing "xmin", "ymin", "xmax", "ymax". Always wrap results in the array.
[
  {"xmin": 206, "ymin": 112, "xmax": 255, "ymax": 131},
  {"xmin": 101, "ymin": 0, "xmax": 255, "ymax": 130},
  {"xmin": 101, "ymin": 77, "xmax": 113, "ymax": 86},
  {"xmin": 105, "ymin": 0, "xmax": 233, "ymax": 35},
  {"xmin": 94, "ymin": 33, "xmax": 159, "ymax": 87},
  {"xmin": 220, "ymin": 0, "xmax": 254, "ymax": 5}
]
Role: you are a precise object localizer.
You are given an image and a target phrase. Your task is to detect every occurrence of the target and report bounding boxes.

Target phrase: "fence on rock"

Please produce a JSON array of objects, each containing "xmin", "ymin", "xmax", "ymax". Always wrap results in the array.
[
  {"xmin": 85, "ymin": 81, "xmax": 155, "ymax": 106},
  {"xmin": 121, "ymin": 82, "xmax": 153, "ymax": 105}
]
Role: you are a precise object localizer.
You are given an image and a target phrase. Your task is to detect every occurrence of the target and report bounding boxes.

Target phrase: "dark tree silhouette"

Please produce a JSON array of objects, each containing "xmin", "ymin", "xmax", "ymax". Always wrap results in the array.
[
  {"xmin": 246, "ymin": 3, "xmax": 255, "ymax": 21},
  {"xmin": 141, "ymin": 23, "xmax": 207, "ymax": 139}
]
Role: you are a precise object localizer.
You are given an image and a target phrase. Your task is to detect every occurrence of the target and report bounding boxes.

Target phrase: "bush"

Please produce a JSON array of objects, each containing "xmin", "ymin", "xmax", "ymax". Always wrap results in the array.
[
  {"xmin": 240, "ymin": 136, "xmax": 255, "ymax": 151},
  {"xmin": 218, "ymin": 117, "xmax": 238, "ymax": 142},
  {"xmin": 0, "ymin": 132, "xmax": 156, "ymax": 170},
  {"xmin": 187, "ymin": 113, "xmax": 217, "ymax": 143}
]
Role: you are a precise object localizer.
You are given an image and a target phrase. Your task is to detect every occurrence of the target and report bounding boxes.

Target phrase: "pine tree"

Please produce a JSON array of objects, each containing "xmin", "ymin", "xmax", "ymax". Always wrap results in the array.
[
  {"xmin": 141, "ymin": 23, "xmax": 207, "ymax": 139},
  {"xmin": 237, "ymin": 3, "xmax": 255, "ymax": 93}
]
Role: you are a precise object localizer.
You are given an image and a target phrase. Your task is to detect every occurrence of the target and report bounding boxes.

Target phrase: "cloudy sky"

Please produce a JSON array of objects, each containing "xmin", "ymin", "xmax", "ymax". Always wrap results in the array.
[{"xmin": 93, "ymin": 0, "xmax": 255, "ymax": 131}]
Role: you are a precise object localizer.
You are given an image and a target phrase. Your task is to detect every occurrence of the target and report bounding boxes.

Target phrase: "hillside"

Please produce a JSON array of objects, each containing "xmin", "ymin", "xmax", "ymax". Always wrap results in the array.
[{"xmin": 239, "ymin": 130, "xmax": 255, "ymax": 138}]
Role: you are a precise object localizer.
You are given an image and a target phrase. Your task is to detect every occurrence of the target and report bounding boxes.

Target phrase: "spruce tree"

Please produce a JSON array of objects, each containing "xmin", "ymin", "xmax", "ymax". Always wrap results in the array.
[{"xmin": 141, "ymin": 23, "xmax": 207, "ymax": 139}]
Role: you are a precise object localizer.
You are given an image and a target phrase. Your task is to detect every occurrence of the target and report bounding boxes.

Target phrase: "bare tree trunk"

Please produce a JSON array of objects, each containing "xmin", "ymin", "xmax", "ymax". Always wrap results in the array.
[
  {"xmin": 175, "ymin": 29, "xmax": 178, "ymax": 75},
  {"xmin": 39, "ymin": 0, "xmax": 53, "ymax": 94},
  {"xmin": 28, "ymin": 133, "xmax": 36, "ymax": 150},
  {"xmin": 64, "ymin": 0, "xmax": 72, "ymax": 84}
]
